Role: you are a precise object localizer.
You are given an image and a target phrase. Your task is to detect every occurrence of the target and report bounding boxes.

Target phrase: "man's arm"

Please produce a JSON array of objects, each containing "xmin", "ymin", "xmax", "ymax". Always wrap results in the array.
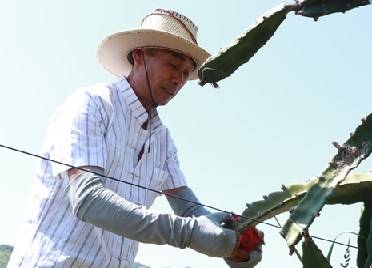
[
  {"xmin": 164, "ymin": 187, "xmax": 210, "ymax": 217},
  {"xmin": 67, "ymin": 166, "xmax": 237, "ymax": 257}
]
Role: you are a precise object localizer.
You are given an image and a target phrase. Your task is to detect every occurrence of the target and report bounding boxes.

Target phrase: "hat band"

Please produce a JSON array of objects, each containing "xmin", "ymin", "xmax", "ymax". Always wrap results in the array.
[{"xmin": 141, "ymin": 11, "xmax": 198, "ymax": 45}]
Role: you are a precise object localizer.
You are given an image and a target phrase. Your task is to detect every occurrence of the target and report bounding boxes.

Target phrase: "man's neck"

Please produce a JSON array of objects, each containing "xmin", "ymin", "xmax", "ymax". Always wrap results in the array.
[{"xmin": 126, "ymin": 73, "xmax": 153, "ymax": 113}]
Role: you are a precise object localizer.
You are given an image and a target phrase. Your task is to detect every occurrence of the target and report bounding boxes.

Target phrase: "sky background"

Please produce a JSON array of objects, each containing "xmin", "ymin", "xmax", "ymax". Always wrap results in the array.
[{"xmin": 0, "ymin": 1, "xmax": 371, "ymax": 267}]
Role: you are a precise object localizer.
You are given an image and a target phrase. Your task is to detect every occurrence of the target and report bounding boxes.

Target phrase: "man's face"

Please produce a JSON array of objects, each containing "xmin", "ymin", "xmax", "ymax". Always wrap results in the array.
[{"xmin": 144, "ymin": 48, "xmax": 195, "ymax": 106}]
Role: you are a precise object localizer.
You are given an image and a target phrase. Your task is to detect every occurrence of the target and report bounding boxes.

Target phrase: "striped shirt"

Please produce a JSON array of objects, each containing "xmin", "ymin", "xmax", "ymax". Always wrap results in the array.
[{"xmin": 8, "ymin": 78, "xmax": 187, "ymax": 268}]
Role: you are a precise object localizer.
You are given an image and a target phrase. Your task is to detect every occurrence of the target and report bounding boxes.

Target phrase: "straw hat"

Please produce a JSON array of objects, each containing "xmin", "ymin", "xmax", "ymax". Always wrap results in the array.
[{"xmin": 97, "ymin": 9, "xmax": 211, "ymax": 80}]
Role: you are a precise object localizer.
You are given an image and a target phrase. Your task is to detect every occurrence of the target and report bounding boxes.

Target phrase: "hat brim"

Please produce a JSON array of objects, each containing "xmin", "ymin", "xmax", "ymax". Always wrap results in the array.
[{"xmin": 97, "ymin": 29, "xmax": 211, "ymax": 80}]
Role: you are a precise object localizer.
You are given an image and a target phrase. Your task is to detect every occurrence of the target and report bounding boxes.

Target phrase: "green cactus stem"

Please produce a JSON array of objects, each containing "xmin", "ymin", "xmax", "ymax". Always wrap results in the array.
[
  {"xmin": 358, "ymin": 199, "xmax": 372, "ymax": 268},
  {"xmin": 365, "ymin": 221, "xmax": 372, "ymax": 268},
  {"xmin": 302, "ymin": 235, "xmax": 333, "ymax": 268},
  {"xmin": 197, "ymin": 0, "xmax": 370, "ymax": 86},
  {"xmin": 296, "ymin": 0, "xmax": 371, "ymax": 21},
  {"xmin": 198, "ymin": 3, "xmax": 291, "ymax": 87},
  {"xmin": 359, "ymin": 201, "xmax": 372, "ymax": 268},
  {"xmin": 238, "ymin": 172, "xmax": 372, "ymax": 231},
  {"xmin": 281, "ymin": 114, "xmax": 372, "ymax": 249}
]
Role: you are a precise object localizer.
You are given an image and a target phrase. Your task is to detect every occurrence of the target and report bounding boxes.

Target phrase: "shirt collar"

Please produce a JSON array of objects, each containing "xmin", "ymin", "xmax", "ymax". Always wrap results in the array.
[{"xmin": 116, "ymin": 77, "xmax": 162, "ymax": 131}]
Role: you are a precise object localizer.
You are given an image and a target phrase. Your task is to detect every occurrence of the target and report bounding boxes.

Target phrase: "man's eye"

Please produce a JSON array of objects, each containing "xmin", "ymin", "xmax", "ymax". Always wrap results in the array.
[
  {"xmin": 183, "ymin": 71, "xmax": 190, "ymax": 79},
  {"xmin": 169, "ymin": 63, "xmax": 177, "ymax": 69}
]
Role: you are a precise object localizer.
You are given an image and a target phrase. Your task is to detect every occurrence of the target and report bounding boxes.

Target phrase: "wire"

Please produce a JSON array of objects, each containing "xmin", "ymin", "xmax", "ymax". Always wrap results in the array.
[
  {"xmin": 311, "ymin": 235, "xmax": 359, "ymax": 250},
  {"xmin": 0, "ymin": 143, "xmax": 363, "ymax": 251},
  {"xmin": 0, "ymin": 143, "xmax": 278, "ymax": 228}
]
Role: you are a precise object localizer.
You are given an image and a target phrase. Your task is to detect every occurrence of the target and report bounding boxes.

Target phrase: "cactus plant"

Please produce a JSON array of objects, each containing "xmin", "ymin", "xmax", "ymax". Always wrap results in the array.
[
  {"xmin": 237, "ymin": 172, "xmax": 372, "ymax": 267},
  {"xmin": 358, "ymin": 201, "xmax": 372, "ymax": 268},
  {"xmin": 238, "ymin": 172, "xmax": 372, "ymax": 230},
  {"xmin": 296, "ymin": 0, "xmax": 371, "ymax": 21},
  {"xmin": 198, "ymin": 0, "xmax": 371, "ymax": 86},
  {"xmin": 280, "ymin": 114, "xmax": 372, "ymax": 248},
  {"xmin": 198, "ymin": 4, "xmax": 291, "ymax": 86},
  {"xmin": 302, "ymin": 235, "xmax": 333, "ymax": 268},
  {"xmin": 198, "ymin": 3, "xmax": 291, "ymax": 87},
  {"xmin": 365, "ymin": 220, "xmax": 372, "ymax": 268},
  {"xmin": 196, "ymin": 0, "xmax": 372, "ymax": 266},
  {"xmin": 357, "ymin": 202, "xmax": 372, "ymax": 268},
  {"xmin": 236, "ymin": 114, "xmax": 372, "ymax": 265}
]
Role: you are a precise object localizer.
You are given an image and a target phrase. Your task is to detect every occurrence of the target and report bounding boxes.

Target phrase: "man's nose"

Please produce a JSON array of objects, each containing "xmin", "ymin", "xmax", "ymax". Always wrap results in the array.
[{"xmin": 172, "ymin": 71, "xmax": 186, "ymax": 87}]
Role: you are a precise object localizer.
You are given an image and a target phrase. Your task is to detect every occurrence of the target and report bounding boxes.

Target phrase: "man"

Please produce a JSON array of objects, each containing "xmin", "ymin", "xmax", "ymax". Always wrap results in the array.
[{"xmin": 8, "ymin": 9, "xmax": 263, "ymax": 268}]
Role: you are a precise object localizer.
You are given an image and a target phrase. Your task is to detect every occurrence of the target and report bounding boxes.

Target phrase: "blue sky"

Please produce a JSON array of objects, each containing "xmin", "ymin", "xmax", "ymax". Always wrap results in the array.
[{"xmin": 0, "ymin": 1, "xmax": 371, "ymax": 267}]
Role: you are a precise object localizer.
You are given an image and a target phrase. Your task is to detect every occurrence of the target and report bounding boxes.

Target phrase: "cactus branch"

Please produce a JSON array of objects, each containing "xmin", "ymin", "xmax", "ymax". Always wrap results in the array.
[
  {"xmin": 361, "ymin": 201, "xmax": 372, "ymax": 268},
  {"xmin": 198, "ymin": 3, "xmax": 291, "ymax": 86},
  {"xmin": 296, "ymin": 0, "xmax": 370, "ymax": 21},
  {"xmin": 238, "ymin": 172, "xmax": 372, "ymax": 232},
  {"xmin": 197, "ymin": 0, "xmax": 370, "ymax": 86},
  {"xmin": 357, "ymin": 202, "xmax": 372, "ymax": 268},
  {"xmin": 281, "ymin": 114, "xmax": 372, "ymax": 248},
  {"xmin": 302, "ymin": 235, "xmax": 333, "ymax": 268}
]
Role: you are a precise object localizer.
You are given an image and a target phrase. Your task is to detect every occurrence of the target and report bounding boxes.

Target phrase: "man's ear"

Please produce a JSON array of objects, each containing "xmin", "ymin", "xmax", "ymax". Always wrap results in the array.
[{"xmin": 131, "ymin": 49, "xmax": 145, "ymax": 66}]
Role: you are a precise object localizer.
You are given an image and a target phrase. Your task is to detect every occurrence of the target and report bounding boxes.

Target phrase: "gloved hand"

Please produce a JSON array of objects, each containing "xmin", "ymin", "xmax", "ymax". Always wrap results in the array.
[
  {"xmin": 189, "ymin": 211, "xmax": 238, "ymax": 257},
  {"xmin": 225, "ymin": 248, "xmax": 262, "ymax": 268},
  {"xmin": 222, "ymin": 215, "xmax": 264, "ymax": 268}
]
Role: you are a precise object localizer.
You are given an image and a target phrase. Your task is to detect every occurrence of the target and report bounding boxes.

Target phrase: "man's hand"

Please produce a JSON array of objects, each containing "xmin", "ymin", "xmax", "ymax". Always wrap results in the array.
[
  {"xmin": 225, "ymin": 249, "xmax": 262, "ymax": 268},
  {"xmin": 227, "ymin": 232, "xmax": 263, "ymax": 267},
  {"xmin": 222, "ymin": 215, "xmax": 264, "ymax": 267},
  {"xmin": 189, "ymin": 212, "xmax": 237, "ymax": 257}
]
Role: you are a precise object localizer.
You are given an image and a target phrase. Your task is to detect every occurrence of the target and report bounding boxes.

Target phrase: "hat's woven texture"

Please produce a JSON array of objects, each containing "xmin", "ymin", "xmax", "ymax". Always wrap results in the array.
[{"xmin": 142, "ymin": 9, "xmax": 198, "ymax": 44}]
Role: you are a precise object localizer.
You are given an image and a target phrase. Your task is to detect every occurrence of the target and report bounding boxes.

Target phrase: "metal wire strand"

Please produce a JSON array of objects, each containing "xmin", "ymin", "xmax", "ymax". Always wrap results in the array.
[
  {"xmin": 0, "ymin": 143, "xmax": 363, "ymax": 251},
  {"xmin": 0, "ymin": 143, "xmax": 278, "ymax": 227}
]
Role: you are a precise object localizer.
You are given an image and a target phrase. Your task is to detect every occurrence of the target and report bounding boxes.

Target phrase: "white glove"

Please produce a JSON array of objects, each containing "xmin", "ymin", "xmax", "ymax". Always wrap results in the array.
[{"xmin": 190, "ymin": 212, "xmax": 237, "ymax": 257}]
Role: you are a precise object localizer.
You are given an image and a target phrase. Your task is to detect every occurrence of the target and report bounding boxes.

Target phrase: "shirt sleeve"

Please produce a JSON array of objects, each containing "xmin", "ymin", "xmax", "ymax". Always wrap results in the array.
[
  {"xmin": 46, "ymin": 88, "xmax": 110, "ymax": 177},
  {"xmin": 161, "ymin": 129, "xmax": 188, "ymax": 190}
]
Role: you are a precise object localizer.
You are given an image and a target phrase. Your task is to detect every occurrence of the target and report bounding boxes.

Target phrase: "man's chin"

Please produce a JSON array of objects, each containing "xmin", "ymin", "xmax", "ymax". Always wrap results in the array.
[{"xmin": 156, "ymin": 97, "xmax": 173, "ymax": 106}]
